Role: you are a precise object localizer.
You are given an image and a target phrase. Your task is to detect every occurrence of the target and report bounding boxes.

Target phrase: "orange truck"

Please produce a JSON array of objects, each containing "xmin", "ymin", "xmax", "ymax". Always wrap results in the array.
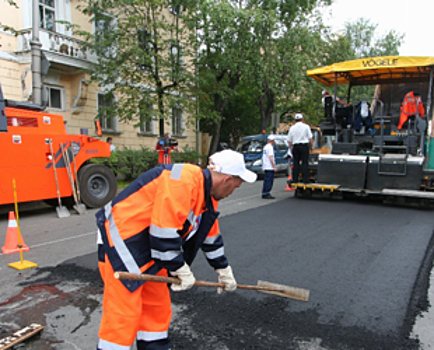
[{"xmin": 0, "ymin": 84, "xmax": 117, "ymax": 209}]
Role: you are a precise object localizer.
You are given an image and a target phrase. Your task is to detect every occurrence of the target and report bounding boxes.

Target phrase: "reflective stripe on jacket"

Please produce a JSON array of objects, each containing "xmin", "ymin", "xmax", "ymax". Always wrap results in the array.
[{"xmin": 96, "ymin": 164, "xmax": 228, "ymax": 292}]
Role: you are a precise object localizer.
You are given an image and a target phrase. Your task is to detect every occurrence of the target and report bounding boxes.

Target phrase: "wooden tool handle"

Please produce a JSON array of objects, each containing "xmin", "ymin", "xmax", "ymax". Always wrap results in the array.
[
  {"xmin": 114, "ymin": 272, "xmax": 309, "ymax": 301},
  {"xmin": 114, "ymin": 272, "xmax": 224, "ymax": 287}
]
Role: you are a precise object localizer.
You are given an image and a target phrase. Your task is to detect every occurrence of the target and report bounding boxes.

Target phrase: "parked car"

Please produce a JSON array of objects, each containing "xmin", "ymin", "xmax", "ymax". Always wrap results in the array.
[{"xmin": 236, "ymin": 134, "xmax": 290, "ymax": 177}]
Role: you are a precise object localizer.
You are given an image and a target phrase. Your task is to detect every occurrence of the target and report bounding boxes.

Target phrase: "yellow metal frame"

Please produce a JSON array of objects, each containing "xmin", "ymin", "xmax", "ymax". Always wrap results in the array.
[
  {"xmin": 292, "ymin": 183, "xmax": 340, "ymax": 192},
  {"xmin": 307, "ymin": 56, "xmax": 434, "ymax": 86}
]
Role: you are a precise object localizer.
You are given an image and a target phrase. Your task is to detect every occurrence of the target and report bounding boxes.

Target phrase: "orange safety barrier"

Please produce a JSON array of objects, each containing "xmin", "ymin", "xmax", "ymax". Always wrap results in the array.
[{"xmin": 2, "ymin": 211, "xmax": 29, "ymax": 254}]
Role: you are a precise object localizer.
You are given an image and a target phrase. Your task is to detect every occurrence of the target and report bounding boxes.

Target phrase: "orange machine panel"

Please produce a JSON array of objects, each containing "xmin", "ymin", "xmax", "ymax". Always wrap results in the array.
[{"xmin": 0, "ymin": 108, "xmax": 111, "ymax": 205}]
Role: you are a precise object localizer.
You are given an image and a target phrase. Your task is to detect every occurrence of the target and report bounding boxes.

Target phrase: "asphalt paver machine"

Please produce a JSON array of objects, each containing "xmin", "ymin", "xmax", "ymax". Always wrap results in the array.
[{"xmin": 293, "ymin": 56, "xmax": 434, "ymax": 207}]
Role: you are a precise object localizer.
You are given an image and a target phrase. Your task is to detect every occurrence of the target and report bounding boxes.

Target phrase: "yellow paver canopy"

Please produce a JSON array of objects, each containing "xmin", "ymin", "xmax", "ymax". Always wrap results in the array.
[{"xmin": 307, "ymin": 56, "xmax": 434, "ymax": 86}]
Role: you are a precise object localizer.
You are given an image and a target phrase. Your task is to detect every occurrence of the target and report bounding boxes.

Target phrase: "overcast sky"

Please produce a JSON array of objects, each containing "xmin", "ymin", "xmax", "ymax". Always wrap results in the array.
[{"xmin": 322, "ymin": 0, "xmax": 434, "ymax": 57}]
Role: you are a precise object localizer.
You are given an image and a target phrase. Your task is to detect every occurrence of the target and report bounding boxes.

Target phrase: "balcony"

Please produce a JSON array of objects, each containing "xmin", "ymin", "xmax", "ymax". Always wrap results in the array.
[{"xmin": 16, "ymin": 29, "xmax": 96, "ymax": 72}]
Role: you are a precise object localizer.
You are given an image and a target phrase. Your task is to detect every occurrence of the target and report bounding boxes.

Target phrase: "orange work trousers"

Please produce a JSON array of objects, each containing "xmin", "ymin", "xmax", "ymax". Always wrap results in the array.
[{"xmin": 97, "ymin": 258, "xmax": 172, "ymax": 350}]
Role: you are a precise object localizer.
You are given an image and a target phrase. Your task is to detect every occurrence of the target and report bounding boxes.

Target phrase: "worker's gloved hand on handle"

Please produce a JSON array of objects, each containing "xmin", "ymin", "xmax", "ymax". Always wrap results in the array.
[
  {"xmin": 216, "ymin": 265, "xmax": 237, "ymax": 294},
  {"xmin": 170, "ymin": 263, "xmax": 196, "ymax": 291}
]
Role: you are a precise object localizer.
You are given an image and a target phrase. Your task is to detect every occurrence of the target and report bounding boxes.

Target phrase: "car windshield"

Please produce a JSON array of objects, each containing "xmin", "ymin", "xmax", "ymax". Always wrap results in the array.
[{"xmin": 236, "ymin": 139, "xmax": 266, "ymax": 154}]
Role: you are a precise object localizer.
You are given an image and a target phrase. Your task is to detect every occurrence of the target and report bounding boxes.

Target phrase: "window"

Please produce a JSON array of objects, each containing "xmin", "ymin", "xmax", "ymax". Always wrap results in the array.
[
  {"xmin": 39, "ymin": 0, "xmax": 55, "ymax": 31},
  {"xmin": 137, "ymin": 29, "xmax": 154, "ymax": 72},
  {"xmin": 275, "ymin": 140, "xmax": 287, "ymax": 152},
  {"xmin": 312, "ymin": 130, "xmax": 321, "ymax": 149},
  {"xmin": 139, "ymin": 99, "xmax": 154, "ymax": 134},
  {"xmin": 97, "ymin": 93, "xmax": 118, "ymax": 132},
  {"xmin": 140, "ymin": 118, "xmax": 154, "ymax": 134},
  {"xmin": 43, "ymin": 85, "xmax": 64, "ymax": 110},
  {"xmin": 172, "ymin": 105, "xmax": 183, "ymax": 136},
  {"xmin": 170, "ymin": 42, "xmax": 184, "ymax": 81},
  {"xmin": 170, "ymin": 0, "xmax": 182, "ymax": 15},
  {"xmin": 94, "ymin": 13, "xmax": 116, "ymax": 57}
]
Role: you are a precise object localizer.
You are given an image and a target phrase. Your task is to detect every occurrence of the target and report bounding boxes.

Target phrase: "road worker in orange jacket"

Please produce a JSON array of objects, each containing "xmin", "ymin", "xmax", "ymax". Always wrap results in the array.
[
  {"xmin": 95, "ymin": 149, "xmax": 257, "ymax": 350},
  {"xmin": 398, "ymin": 91, "xmax": 425, "ymax": 130}
]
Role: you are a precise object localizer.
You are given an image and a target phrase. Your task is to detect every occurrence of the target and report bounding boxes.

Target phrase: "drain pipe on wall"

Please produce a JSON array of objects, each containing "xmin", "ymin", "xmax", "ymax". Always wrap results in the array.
[{"xmin": 31, "ymin": 0, "xmax": 42, "ymax": 106}]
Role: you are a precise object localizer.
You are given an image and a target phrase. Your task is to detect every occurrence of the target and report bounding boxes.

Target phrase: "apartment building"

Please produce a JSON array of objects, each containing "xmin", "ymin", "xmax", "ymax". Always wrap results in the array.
[{"xmin": 0, "ymin": 0, "xmax": 200, "ymax": 151}]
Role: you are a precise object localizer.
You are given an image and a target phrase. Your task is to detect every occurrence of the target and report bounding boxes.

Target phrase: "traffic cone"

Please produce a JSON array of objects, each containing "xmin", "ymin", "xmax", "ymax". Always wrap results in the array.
[
  {"xmin": 285, "ymin": 173, "xmax": 295, "ymax": 191},
  {"xmin": 2, "ymin": 211, "xmax": 30, "ymax": 254}
]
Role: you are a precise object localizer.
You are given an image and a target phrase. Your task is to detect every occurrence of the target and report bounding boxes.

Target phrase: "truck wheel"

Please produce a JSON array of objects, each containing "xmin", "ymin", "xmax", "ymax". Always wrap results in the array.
[{"xmin": 78, "ymin": 164, "xmax": 117, "ymax": 208}]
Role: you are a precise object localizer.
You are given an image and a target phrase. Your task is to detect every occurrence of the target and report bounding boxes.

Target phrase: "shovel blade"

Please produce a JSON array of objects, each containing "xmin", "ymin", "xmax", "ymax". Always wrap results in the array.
[
  {"xmin": 73, "ymin": 203, "xmax": 87, "ymax": 215},
  {"xmin": 56, "ymin": 206, "xmax": 70, "ymax": 218},
  {"xmin": 257, "ymin": 280, "xmax": 310, "ymax": 301}
]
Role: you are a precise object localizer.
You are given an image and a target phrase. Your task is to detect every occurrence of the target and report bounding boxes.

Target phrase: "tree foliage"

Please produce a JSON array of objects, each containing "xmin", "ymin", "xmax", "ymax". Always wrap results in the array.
[
  {"xmin": 345, "ymin": 18, "xmax": 404, "ymax": 58},
  {"xmin": 183, "ymin": 0, "xmax": 264, "ymax": 155},
  {"xmin": 183, "ymin": 0, "xmax": 332, "ymax": 155},
  {"xmin": 75, "ymin": 0, "xmax": 197, "ymax": 136},
  {"xmin": 74, "ymin": 0, "xmax": 404, "ymax": 152}
]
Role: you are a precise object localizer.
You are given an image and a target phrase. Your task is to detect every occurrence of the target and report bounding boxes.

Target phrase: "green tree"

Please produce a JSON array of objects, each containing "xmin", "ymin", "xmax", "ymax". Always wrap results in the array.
[
  {"xmin": 184, "ymin": 0, "xmax": 260, "ymax": 155},
  {"xmin": 220, "ymin": 80, "xmax": 261, "ymax": 148},
  {"xmin": 344, "ymin": 18, "xmax": 404, "ymax": 58},
  {"xmin": 75, "ymin": 0, "xmax": 196, "ymax": 136},
  {"xmin": 250, "ymin": 0, "xmax": 333, "ymax": 133},
  {"xmin": 187, "ymin": 0, "xmax": 332, "ymax": 154}
]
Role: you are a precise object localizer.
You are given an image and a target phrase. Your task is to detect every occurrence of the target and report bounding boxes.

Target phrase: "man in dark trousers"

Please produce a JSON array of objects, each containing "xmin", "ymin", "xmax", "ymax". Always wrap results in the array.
[
  {"xmin": 287, "ymin": 113, "xmax": 314, "ymax": 184},
  {"xmin": 261, "ymin": 134, "xmax": 277, "ymax": 199}
]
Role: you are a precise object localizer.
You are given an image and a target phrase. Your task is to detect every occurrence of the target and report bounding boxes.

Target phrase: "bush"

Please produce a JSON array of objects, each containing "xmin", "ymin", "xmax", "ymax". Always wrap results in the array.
[
  {"xmin": 91, "ymin": 146, "xmax": 158, "ymax": 181},
  {"xmin": 171, "ymin": 146, "xmax": 207, "ymax": 167},
  {"xmin": 91, "ymin": 146, "xmax": 207, "ymax": 181}
]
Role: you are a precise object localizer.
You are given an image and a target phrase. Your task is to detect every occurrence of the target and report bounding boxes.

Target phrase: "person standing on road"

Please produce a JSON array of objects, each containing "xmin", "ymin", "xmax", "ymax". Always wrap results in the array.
[
  {"xmin": 95, "ymin": 149, "xmax": 257, "ymax": 350},
  {"xmin": 261, "ymin": 134, "xmax": 277, "ymax": 199},
  {"xmin": 287, "ymin": 113, "xmax": 313, "ymax": 184}
]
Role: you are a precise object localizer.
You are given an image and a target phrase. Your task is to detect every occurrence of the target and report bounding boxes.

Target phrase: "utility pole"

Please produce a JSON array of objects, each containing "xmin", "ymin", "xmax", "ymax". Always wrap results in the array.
[{"xmin": 31, "ymin": 0, "xmax": 42, "ymax": 106}]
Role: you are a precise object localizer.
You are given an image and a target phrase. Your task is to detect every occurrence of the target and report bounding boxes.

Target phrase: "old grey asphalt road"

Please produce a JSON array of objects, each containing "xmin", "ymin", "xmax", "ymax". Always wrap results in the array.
[{"xmin": 0, "ymin": 176, "xmax": 433, "ymax": 349}]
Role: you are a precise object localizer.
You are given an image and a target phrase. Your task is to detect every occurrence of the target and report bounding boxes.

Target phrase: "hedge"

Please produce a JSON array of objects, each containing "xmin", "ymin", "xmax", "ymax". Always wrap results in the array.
[{"xmin": 91, "ymin": 146, "xmax": 207, "ymax": 181}]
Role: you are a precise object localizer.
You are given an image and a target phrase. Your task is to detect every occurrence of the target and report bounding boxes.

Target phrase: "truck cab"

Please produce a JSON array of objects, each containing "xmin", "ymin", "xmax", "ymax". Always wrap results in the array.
[{"xmin": 0, "ymin": 83, "xmax": 117, "ymax": 209}]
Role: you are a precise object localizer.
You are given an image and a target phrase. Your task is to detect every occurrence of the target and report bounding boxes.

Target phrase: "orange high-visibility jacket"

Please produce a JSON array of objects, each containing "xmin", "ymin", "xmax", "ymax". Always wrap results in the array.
[
  {"xmin": 398, "ymin": 91, "xmax": 425, "ymax": 130},
  {"xmin": 96, "ymin": 164, "xmax": 228, "ymax": 292}
]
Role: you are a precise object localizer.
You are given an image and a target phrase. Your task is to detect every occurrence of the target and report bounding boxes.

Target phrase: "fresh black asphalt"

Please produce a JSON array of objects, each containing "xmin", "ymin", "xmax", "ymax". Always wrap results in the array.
[
  {"xmin": 4, "ymin": 196, "xmax": 434, "ymax": 349},
  {"xmin": 183, "ymin": 197, "xmax": 434, "ymax": 349}
]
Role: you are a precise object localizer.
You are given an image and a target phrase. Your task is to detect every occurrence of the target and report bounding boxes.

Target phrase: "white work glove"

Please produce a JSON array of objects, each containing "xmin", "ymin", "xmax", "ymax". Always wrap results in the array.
[
  {"xmin": 170, "ymin": 263, "xmax": 196, "ymax": 292},
  {"xmin": 216, "ymin": 265, "xmax": 237, "ymax": 294}
]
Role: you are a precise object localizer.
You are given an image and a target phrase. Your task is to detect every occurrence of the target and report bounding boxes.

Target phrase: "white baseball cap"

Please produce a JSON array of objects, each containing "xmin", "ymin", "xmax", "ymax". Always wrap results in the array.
[
  {"xmin": 322, "ymin": 90, "xmax": 328, "ymax": 95},
  {"xmin": 209, "ymin": 150, "xmax": 257, "ymax": 183},
  {"xmin": 267, "ymin": 134, "xmax": 276, "ymax": 141},
  {"xmin": 295, "ymin": 113, "xmax": 303, "ymax": 120}
]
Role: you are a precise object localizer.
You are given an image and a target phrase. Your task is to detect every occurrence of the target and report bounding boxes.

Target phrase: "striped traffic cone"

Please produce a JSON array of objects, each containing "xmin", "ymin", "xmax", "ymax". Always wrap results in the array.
[
  {"xmin": 2, "ymin": 211, "xmax": 29, "ymax": 254},
  {"xmin": 285, "ymin": 173, "xmax": 295, "ymax": 191}
]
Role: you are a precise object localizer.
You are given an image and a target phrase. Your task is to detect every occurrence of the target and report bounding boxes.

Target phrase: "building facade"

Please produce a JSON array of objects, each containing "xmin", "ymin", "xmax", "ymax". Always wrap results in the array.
[{"xmin": 0, "ymin": 0, "xmax": 200, "ymax": 152}]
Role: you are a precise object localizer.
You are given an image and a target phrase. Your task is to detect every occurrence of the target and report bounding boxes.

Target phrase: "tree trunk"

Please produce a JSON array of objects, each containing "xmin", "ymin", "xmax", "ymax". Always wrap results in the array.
[
  {"xmin": 258, "ymin": 80, "xmax": 276, "ymax": 133},
  {"xmin": 208, "ymin": 94, "xmax": 226, "ymax": 157},
  {"xmin": 157, "ymin": 85, "xmax": 165, "ymax": 137},
  {"xmin": 208, "ymin": 73, "xmax": 240, "ymax": 156}
]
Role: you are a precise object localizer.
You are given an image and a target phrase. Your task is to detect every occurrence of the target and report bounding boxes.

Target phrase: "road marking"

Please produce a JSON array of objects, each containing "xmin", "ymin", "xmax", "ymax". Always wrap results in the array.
[{"xmin": 222, "ymin": 194, "xmax": 259, "ymax": 204}]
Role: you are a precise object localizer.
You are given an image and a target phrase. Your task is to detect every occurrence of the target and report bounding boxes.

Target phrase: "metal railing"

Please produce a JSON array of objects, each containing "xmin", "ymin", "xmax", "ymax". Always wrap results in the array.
[{"xmin": 16, "ymin": 29, "xmax": 92, "ymax": 61}]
